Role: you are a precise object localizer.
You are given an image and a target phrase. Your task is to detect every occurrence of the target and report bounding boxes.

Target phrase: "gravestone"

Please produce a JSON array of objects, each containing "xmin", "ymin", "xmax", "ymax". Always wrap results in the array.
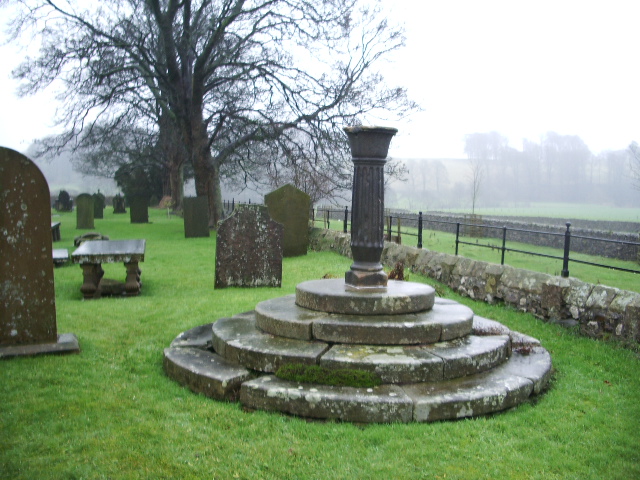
[
  {"xmin": 264, "ymin": 184, "xmax": 310, "ymax": 257},
  {"xmin": 0, "ymin": 147, "xmax": 79, "ymax": 357},
  {"xmin": 215, "ymin": 204, "xmax": 283, "ymax": 288},
  {"xmin": 130, "ymin": 195, "xmax": 149, "ymax": 223},
  {"xmin": 93, "ymin": 192, "xmax": 105, "ymax": 219},
  {"xmin": 76, "ymin": 193, "xmax": 95, "ymax": 229},
  {"xmin": 113, "ymin": 194, "xmax": 126, "ymax": 214},
  {"xmin": 183, "ymin": 196, "xmax": 210, "ymax": 238}
]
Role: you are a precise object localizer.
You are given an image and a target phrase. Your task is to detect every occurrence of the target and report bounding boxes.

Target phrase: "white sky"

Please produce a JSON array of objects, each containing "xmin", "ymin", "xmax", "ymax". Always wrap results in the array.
[{"xmin": 1, "ymin": 0, "xmax": 639, "ymax": 158}]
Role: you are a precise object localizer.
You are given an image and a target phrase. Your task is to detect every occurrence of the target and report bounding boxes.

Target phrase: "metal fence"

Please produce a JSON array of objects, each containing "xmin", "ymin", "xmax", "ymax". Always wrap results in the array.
[{"xmin": 314, "ymin": 206, "xmax": 640, "ymax": 278}]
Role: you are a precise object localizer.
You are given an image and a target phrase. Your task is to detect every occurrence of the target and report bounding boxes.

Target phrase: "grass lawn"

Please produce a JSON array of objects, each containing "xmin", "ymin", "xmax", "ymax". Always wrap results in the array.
[{"xmin": 1, "ymin": 209, "xmax": 639, "ymax": 480}]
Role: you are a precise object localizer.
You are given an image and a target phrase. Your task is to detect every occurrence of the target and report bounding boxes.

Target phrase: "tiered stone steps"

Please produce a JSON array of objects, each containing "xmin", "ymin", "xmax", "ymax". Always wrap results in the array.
[{"xmin": 164, "ymin": 279, "xmax": 552, "ymax": 423}]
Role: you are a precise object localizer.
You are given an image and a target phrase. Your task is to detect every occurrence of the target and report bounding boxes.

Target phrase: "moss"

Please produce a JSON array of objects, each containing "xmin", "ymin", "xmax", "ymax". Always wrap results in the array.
[{"xmin": 275, "ymin": 364, "xmax": 381, "ymax": 388}]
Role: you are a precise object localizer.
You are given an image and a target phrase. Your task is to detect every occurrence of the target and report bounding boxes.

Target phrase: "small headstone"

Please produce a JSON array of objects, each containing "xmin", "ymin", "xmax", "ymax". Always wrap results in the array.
[
  {"xmin": 215, "ymin": 204, "xmax": 283, "ymax": 288},
  {"xmin": 265, "ymin": 184, "xmax": 310, "ymax": 257},
  {"xmin": 0, "ymin": 147, "xmax": 79, "ymax": 357},
  {"xmin": 76, "ymin": 193, "xmax": 95, "ymax": 229},
  {"xmin": 93, "ymin": 192, "xmax": 105, "ymax": 219},
  {"xmin": 130, "ymin": 195, "xmax": 149, "ymax": 223},
  {"xmin": 183, "ymin": 196, "xmax": 210, "ymax": 238},
  {"xmin": 113, "ymin": 194, "xmax": 126, "ymax": 214}
]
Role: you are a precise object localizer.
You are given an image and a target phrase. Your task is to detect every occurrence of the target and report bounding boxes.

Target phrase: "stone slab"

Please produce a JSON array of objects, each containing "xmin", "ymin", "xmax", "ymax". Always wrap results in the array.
[
  {"xmin": 402, "ymin": 368, "xmax": 534, "ymax": 422},
  {"xmin": 472, "ymin": 315, "xmax": 511, "ymax": 336},
  {"xmin": 296, "ymin": 279, "xmax": 435, "ymax": 315},
  {"xmin": 496, "ymin": 348, "xmax": 552, "ymax": 394},
  {"xmin": 240, "ymin": 375, "xmax": 414, "ymax": 423},
  {"xmin": 0, "ymin": 333, "xmax": 80, "ymax": 358},
  {"xmin": 255, "ymin": 295, "xmax": 473, "ymax": 344},
  {"xmin": 264, "ymin": 184, "xmax": 310, "ymax": 257},
  {"xmin": 169, "ymin": 323, "xmax": 215, "ymax": 349},
  {"xmin": 215, "ymin": 204, "xmax": 283, "ymax": 288},
  {"xmin": 1, "ymin": 147, "xmax": 59, "ymax": 346},
  {"xmin": 426, "ymin": 335, "xmax": 511, "ymax": 379},
  {"xmin": 75, "ymin": 193, "xmax": 95, "ymax": 229},
  {"xmin": 71, "ymin": 239, "xmax": 146, "ymax": 264},
  {"xmin": 53, "ymin": 249, "xmax": 69, "ymax": 266},
  {"xmin": 183, "ymin": 196, "xmax": 210, "ymax": 238},
  {"xmin": 211, "ymin": 314, "xmax": 330, "ymax": 372},
  {"xmin": 320, "ymin": 344, "xmax": 444, "ymax": 384},
  {"xmin": 255, "ymin": 295, "xmax": 328, "ymax": 340},
  {"xmin": 163, "ymin": 347, "xmax": 254, "ymax": 401}
]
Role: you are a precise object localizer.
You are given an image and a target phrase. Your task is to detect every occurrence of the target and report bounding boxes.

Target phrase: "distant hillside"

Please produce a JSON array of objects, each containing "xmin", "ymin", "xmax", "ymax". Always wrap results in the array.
[{"xmin": 23, "ymin": 145, "xmax": 119, "ymax": 197}]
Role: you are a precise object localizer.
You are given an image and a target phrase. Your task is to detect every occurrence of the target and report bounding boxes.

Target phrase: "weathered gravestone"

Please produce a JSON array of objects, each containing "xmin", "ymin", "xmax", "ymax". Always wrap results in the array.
[
  {"xmin": 93, "ymin": 192, "xmax": 105, "ymax": 219},
  {"xmin": 215, "ymin": 204, "xmax": 283, "ymax": 288},
  {"xmin": 0, "ymin": 147, "xmax": 79, "ymax": 358},
  {"xmin": 130, "ymin": 195, "xmax": 149, "ymax": 223},
  {"xmin": 183, "ymin": 196, "xmax": 210, "ymax": 238},
  {"xmin": 113, "ymin": 194, "xmax": 126, "ymax": 214},
  {"xmin": 264, "ymin": 184, "xmax": 310, "ymax": 257},
  {"xmin": 76, "ymin": 193, "xmax": 95, "ymax": 229}
]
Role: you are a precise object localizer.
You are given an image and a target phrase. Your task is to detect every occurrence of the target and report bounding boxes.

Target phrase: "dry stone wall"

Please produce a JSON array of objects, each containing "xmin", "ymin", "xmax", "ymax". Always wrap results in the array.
[{"xmin": 309, "ymin": 228, "xmax": 640, "ymax": 347}]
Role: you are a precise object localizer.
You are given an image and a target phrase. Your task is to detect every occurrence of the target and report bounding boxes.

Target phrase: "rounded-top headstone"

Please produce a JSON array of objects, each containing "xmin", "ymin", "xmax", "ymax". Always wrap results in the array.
[{"xmin": 0, "ymin": 147, "xmax": 58, "ymax": 345}]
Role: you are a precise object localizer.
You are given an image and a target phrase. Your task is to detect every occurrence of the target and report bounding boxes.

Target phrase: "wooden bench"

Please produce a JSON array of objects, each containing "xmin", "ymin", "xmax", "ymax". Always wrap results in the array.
[{"xmin": 71, "ymin": 239, "xmax": 146, "ymax": 299}]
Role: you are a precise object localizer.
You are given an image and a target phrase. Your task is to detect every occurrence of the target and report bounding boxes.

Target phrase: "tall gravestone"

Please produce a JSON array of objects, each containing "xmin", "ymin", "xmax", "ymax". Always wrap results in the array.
[
  {"xmin": 183, "ymin": 196, "xmax": 210, "ymax": 238},
  {"xmin": 130, "ymin": 195, "xmax": 149, "ymax": 223},
  {"xmin": 76, "ymin": 193, "xmax": 95, "ymax": 229},
  {"xmin": 0, "ymin": 147, "xmax": 79, "ymax": 357},
  {"xmin": 264, "ymin": 184, "xmax": 310, "ymax": 257},
  {"xmin": 215, "ymin": 204, "xmax": 283, "ymax": 288},
  {"xmin": 93, "ymin": 192, "xmax": 105, "ymax": 219}
]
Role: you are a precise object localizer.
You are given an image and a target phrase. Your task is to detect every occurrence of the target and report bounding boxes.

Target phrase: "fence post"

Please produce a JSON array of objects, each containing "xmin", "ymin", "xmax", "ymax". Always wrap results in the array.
[
  {"xmin": 343, "ymin": 206, "xmax": 348, "ymax": 233},
  {"xmin": 501, "ymin": 226, "xmax": 507, "ymax": 265},
  {"xmin": 326, "ymin": 209, "xmax": 330, "ymax": 230},
  {"xmin": 561, "ymin": 222, "xmax": 571, "ymax": 278},
  {"xmin": 417, "ymin": 211, "xmax": 423, "ymax": 249},
  {"xmin": 232, "ymin": 198, "xmax": 235, "ymax": 211},
  {"xmin": 455, "ymin": 222, "xmax": 460, "ymax": 256},
  {"xmin": 387, "ymin": 215, "xmax": 392, "ymax": 241}
]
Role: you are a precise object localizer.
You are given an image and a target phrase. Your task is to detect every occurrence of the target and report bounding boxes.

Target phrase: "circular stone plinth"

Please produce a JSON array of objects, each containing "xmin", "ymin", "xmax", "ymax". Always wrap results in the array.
[{"xmin": 296, "ymin": 279, "xmax": 435, "ymax": 315}]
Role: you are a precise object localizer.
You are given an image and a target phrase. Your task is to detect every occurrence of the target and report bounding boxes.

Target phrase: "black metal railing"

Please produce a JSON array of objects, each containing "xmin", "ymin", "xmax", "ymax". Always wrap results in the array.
[{"xmin": 314, "ymin": 206, "xmax": 640, "ymax": 278}]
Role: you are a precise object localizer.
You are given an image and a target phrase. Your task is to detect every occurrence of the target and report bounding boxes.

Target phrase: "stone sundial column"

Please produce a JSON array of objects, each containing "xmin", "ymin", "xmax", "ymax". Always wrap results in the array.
[{"xmin": 343, "ymin": 126, "xmax": 398, "ymax": 291}]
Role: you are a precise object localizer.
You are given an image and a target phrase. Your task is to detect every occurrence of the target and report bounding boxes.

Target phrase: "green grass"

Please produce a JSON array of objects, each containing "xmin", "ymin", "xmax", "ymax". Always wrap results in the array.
[
  {"xmin": 2, "ymin": 209, "xmax": 639, "ymax": 479},
  {"xmin": 315, "ymin": 220, "xmax": 640, "ymax": 293}
]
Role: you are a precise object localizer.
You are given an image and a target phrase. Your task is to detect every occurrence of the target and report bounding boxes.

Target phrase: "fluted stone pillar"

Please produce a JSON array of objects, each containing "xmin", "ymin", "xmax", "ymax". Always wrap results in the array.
[{"xmin": 343, "ymin": 126, "xmax": 398, "ymax": 290}]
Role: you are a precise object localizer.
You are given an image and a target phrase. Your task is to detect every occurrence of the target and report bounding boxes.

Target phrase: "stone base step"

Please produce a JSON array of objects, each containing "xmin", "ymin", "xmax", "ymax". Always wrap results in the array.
[
  {"xmin": 295, "ymin": 279, "xmax": 435, "ymax": 315},
  {"xmin": 212, "ymin": 314, "xmax": 330, "ymax": 372},
  {"xmin": 320, "ymin": 334, "xmax": 510, "ymax": 383},
  {"xmin": 240, "ymin": 349, "xmax": 552, "ymax": 423},
  {"xmin": 256, "ymin": 296, "xmax": 473, "ymax": 344},
  {"xmin": 213, "ymin": 313, "xmax": 512, "ymax": 383}
]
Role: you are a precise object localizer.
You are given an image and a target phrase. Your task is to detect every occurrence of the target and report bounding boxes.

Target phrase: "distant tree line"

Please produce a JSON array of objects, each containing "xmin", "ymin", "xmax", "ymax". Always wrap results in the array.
[{"xmin": 394, "ymin": 131, "xmax": 638, "ymax": 210}]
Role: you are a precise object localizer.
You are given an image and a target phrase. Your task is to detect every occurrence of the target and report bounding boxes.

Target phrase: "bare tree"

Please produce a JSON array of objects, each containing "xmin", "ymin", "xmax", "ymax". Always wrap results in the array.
[
  {"xmin": 629, "ymin": 142, "xmax": 640, "ymax": 190},
  {"xmin": 7, "ymin": 0, "xmax": 417, "ymax": 226},
  {"xmin": 467, "ymin": 158, "xmax": 484, "ymax": 214}
]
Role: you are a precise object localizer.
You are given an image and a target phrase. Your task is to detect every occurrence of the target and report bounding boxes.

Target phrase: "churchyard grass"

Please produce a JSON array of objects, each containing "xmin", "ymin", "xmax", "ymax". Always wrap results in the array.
[{"xmin": 1, "ymin": 209, "xmax": 639, "ymax": 479}]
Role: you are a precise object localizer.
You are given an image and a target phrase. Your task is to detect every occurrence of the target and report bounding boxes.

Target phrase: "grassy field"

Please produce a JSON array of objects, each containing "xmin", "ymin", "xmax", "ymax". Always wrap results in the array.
[
  {"xmin": 314, "ymin": 219, "xmax": 640, "ymax": 293},
  {"xmin": 1, "ymin": 209, "xmax": 639, "ymax": 479},
  {"xmin": 433, "ymin": 203, "xmax": 640, "ymax": 222}
]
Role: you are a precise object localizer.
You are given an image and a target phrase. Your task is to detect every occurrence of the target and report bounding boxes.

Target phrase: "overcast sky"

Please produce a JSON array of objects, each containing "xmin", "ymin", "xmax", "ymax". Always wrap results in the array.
[{"xmin": 1, "ymin": 0, "xmax": 639, "ymax": 159}]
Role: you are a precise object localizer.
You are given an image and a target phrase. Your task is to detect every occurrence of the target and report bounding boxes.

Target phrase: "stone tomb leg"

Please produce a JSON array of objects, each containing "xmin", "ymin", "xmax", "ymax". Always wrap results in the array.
[
  {"xmin": 0, "ymin": 147, "xmax": 79, "ymax": 358},
  {"xmin": 72, "ymin": 239, "xmax": 146, "ymax": 299}
]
